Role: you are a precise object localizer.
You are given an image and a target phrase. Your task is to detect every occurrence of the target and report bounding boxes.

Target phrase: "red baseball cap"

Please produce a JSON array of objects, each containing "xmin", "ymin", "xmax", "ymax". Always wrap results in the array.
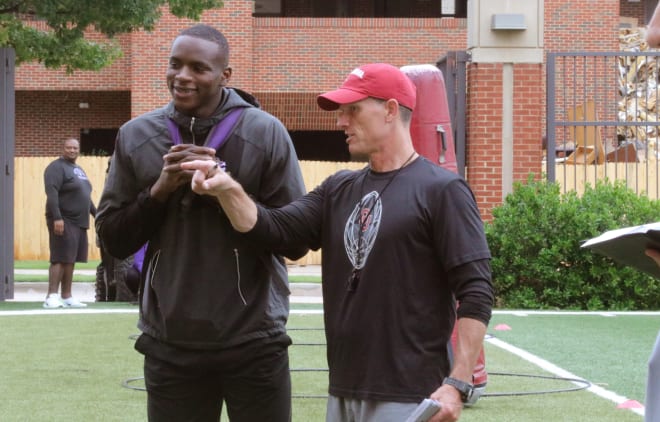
[{"xmin": 317, "ymin": 63, "xmax": 417, "ymax": 111}]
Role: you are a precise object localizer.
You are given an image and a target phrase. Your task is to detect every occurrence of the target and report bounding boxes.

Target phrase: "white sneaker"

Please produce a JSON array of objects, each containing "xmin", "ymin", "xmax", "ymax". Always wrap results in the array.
[
  {"xmin": 62, "ymin": 296, "xmax": 87, "ymax": 308},
  {"xmin": 43, "ymin": 293, "xmax": 64, "ymax": 309}
]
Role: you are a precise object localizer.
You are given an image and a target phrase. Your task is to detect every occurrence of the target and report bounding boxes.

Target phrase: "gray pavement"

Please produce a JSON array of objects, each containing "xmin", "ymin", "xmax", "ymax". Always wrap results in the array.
[{"xmin": 10, "ymin": 264, "xmax": 322, "ymax": 304}]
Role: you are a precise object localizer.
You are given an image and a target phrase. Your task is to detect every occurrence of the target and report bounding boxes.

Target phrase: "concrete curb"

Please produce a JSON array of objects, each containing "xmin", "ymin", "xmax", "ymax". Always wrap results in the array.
[{"xmin": 10, "ymin": 265, "xmax": 323, "ymax": 303}]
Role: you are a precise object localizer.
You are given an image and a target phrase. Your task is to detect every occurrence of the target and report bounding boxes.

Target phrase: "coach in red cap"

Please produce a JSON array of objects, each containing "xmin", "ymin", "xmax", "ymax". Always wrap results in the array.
[{"xmin": 182, "ymin": 63, "xmax": 494, "ymax": 422}]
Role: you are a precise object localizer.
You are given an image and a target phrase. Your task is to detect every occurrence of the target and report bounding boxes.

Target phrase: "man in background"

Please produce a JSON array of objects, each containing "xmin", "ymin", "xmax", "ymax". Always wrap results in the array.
[{"xmin": 43, "ymin": 137, "xmax": 96, "ymax": 308}]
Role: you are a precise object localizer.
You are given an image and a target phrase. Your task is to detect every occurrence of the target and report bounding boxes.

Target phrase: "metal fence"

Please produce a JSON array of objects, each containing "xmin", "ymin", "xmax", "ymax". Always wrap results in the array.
[
  {"xmin": 546, "ymin": 51, "xmax": 660, "ymax": 199},
  {"xmin": 437, "ymin": 50, "xmax": 469, "ymax": 177}
]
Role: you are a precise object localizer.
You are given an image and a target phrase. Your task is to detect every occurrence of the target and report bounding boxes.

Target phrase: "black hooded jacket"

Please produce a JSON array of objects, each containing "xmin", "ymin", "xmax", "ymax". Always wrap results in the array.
[{"xmin": 95, "ymin": 88, "xmax": 307, "ymax": 349}]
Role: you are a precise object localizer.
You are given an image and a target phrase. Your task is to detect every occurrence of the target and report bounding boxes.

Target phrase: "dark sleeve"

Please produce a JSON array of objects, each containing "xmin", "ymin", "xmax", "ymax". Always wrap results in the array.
[
  {"xmin": 95, "ymin": 128, "xmax": 168, "ymax": 260},
  {"xmin": 432, "ymin": 177, "xmax": 494, "ymax": 325},
  {"xmin": 90, "ymin": 202, "xmax": 97, "ymax": 218},
  {"xmin": 44, "ymin": 161, "xmax": 63, "ymax": 220},
  {"xmin": 247, "ymin": 183, "xmax": 326, "ymax": 253},
  {"xmin": 450, "ymin": 258, "xmax": 494, "ymax": 326},
  {"xmin": 256, "ymin": 115, "xmax": 309, "ymax": 260},
  {"xmin": 432, "ymin": 178, "xmax": 491, "ymax": 270},
  {"xmin": 96, "ymin": 187, "xmax": 167, "ymax": 260}
]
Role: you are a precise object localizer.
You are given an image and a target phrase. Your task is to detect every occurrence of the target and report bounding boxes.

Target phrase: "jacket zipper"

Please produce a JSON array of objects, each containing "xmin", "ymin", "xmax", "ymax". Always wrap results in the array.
[
  {"xmin": 234, "ymin": 248, "xmax": 247, "ymax": 306},
  {"xmin": 141, "ymin": 249, "xmax": 160, "ymax": 310},
  {"xmin": 189, "ymin": 117, "xmax": 196, "ymax": 144},
  {"xmin": 147, "ymin": 249, "xmax": 160, "ymax": 289}
]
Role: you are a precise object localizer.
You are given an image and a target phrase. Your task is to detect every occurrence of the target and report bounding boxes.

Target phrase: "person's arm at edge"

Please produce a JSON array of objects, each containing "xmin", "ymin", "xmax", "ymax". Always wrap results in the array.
[{"xmin": 646, "ymin": 247, "xmax": 660, "ymax": 268}]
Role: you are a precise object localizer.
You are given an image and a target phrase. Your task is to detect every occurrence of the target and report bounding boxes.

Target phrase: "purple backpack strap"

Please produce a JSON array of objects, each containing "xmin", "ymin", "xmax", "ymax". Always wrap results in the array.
[
  {"xmin": 166, "ymin": 107, "xmax": 244, "ymax": 148},
  {"xmin": 165, "ymin": 118, "xmax": 182, "ymax": 145},
  {"xmin": 133, "ymin": 243, "xmax": 147, "ymax": 273}
]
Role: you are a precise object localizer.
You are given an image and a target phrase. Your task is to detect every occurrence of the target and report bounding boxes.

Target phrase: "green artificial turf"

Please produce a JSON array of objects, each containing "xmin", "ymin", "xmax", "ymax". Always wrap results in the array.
[
  {"xmin": 13, "ymin": 261, "xmax": 322, "ymax": 284},
  {"xmin": 489, "ymin": 312, "xmax": 659, "ymax": 404},
  {"xmin": 14, "ymin": 260, "xmax": 100, "ymax": 270},
  {"xmin": 0, "ymin": 308, "xmax": 650, "ymax": 421}
]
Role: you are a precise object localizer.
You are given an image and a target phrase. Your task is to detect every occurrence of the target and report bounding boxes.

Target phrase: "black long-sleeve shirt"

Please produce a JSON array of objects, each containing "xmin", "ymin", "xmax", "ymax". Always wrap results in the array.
[{"xmin": 248, "ymin": 157, "xmax": 494, "ymax": 402}]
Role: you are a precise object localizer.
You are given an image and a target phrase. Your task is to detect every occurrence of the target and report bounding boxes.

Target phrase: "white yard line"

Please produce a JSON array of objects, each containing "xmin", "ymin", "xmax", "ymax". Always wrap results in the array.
[
  {"xmin": 486, "ymin": 336, "xmax": 645, "ymax": 417},
  {"xmin": 0, "ymin": 308, "xmax": 139, "ymax": 316},
  {"xmin": 493, "ymin": 309, "xmax": 660, "ymax": 316},
  {"xmin": 0, "ymin": 308, "xmax": 322, "ymax": 316}
]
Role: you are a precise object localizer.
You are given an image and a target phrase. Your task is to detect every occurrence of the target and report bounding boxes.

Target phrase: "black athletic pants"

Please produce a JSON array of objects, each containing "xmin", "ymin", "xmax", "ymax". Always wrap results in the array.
[{"xmin": 136, "ymin": 333, "xmax": 292, "ymax": 422}]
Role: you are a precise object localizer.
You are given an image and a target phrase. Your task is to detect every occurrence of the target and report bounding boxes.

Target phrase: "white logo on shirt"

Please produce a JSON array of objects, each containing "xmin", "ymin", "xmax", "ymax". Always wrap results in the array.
[
  {"xmin": 344, "ymin": 191, "xmax": 381, "ymax": 270},
  {"xmin": 74, "ymin": 167, "xmax": 88, "ymax": 180}
]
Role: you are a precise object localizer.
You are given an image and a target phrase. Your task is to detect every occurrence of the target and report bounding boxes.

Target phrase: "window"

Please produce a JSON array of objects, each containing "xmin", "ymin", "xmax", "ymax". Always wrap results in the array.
[
  {"xmin": 252, "ymin": 0, "xmax": 467, "ymax": 18},
  {"xmin": 289, "ymin": 130, "xmax": 352, "ymax": 162},
  {"xmin": 253, "ymin": 0, "xmax": 282, "ymax": 16},
  {"xmin": 80, "ymin": 128, "xmax": 118, "ymax": 156}
]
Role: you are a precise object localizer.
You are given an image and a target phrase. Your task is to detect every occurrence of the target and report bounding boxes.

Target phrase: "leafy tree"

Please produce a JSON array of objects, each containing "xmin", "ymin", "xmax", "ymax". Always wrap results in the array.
[{"xmin": 0, "ymin": 0, "xmax": 224, "ymax": 73}]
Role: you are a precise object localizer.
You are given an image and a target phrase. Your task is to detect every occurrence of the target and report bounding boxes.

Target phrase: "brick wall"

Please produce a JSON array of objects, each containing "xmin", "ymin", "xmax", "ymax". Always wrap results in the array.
[
  {"xmin": 251, "ymin": 17, "xmax": 466, "ymax": 92},
  {"xmin": 463, "ymin": 0, "xmax": 620, "ymax": 218},
  {"xmin": 13, "ymin": 1, "xmax": 469, "ymax": 152},
  {"xmin": 12, "ymin": 0, "xmax": 626, "ymax": 218},
  {"xmin": 15, "ymin": 91, "xmax": 130, "ymax": 156},
  {"xmin": 512, "ymin": 64, "xmax": 545, "ymax": 182},
  {"xmin": 466, "ymin": 63, "xmax": 503, "ymax": 219},
  {"xmin": 15, "ymin": 33, "xmax": 131, "ymax": 91},
  {"xmin": 545, "ymin": 0, "xmax": 620, "ymax": 52},
  {"xmin": 257, "ymin": 92, "xmax": 334, "ymax": 130}
]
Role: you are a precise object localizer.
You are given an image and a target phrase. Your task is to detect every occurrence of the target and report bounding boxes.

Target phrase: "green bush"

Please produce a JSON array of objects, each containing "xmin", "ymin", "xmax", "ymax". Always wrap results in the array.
[{"xmin": 485, "ymin": 175, "xmax": 660, "ymax": 310}]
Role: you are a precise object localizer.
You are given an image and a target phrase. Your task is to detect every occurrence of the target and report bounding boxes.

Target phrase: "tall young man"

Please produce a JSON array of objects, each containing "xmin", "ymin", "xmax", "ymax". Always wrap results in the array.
[{"xmin": 96, "ymin": 24, "xmax": 306, "ymax": 421}]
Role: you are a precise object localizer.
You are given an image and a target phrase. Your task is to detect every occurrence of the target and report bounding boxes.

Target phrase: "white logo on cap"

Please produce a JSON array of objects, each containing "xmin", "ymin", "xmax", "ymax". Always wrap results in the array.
[{"xmin": 351, "ymin": 68, "xmax": 365, "ymax": 79}]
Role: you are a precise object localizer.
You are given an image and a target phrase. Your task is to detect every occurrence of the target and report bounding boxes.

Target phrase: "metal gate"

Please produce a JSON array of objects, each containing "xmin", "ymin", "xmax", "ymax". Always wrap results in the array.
[
  {"xmin": 1, "ymin": 48, "xmax": 15, "ymax": 301},
  {"xmin": 546, "ymin": 51, "xmax": 660, "ymax": 199},
  {"xmin": 437, "ymin": 50, "xmax": 468, "ymax": 177}
]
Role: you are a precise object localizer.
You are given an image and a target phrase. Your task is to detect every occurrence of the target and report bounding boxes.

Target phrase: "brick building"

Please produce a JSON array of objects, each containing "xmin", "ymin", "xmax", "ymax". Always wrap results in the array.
[{"xmin": 12, "ymin": 0, "xmax": 654, "ymax": 218}]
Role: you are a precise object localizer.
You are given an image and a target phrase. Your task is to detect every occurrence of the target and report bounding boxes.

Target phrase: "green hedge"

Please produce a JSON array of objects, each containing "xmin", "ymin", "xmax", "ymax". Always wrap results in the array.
[{"xmin": 485, "ymin": 176, "xmax": 660, "ymax": 310}]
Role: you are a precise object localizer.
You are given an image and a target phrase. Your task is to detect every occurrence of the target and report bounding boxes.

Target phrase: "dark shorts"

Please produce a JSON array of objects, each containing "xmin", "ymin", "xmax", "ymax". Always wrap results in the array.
[{"xmin": 47, "ymin": 219, "xmax": 88, "ymax": 264}]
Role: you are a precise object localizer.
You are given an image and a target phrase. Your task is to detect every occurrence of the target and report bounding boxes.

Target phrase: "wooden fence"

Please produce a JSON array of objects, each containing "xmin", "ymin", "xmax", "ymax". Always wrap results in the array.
[
  {"xmin": 18, "ymin": 157, "xmax": 658, "ymax": 264},
  {"xmin": 14, "ymin": 157, "xmax": 365, "ymax": 265},
  {"xmin": 543, "ymin": 159, "xmax": 659, "ymax": 200}
]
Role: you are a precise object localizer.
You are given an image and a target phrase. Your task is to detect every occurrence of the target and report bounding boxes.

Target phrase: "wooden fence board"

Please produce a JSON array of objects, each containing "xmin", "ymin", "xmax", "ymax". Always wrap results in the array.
[{"xmin": 14, "ymin": 157, "xmax": 364, "ymax": 266}]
